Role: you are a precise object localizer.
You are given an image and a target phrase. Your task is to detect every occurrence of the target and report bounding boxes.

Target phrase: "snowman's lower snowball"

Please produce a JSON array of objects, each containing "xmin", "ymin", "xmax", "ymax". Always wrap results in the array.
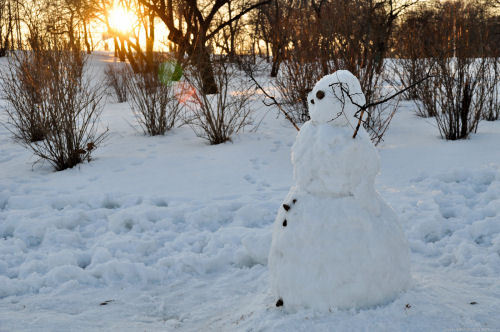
[{"xmin": 268, "ymin": 186, "xmax": 410, "ymax": 311}]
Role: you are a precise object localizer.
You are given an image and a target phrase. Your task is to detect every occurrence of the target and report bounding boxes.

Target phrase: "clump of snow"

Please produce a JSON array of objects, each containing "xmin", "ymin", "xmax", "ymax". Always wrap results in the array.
[
  {"xmin": 400, "ymin": 168, "xmax": 500, "ymax": 276},
  {"xmin": 269, "ymin": 71, "xmax": 410, "ymax": 311}
]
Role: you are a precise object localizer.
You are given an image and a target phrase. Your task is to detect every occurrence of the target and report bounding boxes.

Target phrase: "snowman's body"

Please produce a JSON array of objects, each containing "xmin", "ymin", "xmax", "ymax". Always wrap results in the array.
[{"xmin": 268, "ymin": 71, "xmax": 410, "ymax": 311}]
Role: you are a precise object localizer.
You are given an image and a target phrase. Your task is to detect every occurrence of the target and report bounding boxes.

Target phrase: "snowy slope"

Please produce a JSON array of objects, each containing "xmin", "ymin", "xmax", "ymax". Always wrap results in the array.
[{"xmin": 0, "ymin": 54, "xmax": 500, "ymax": 331}]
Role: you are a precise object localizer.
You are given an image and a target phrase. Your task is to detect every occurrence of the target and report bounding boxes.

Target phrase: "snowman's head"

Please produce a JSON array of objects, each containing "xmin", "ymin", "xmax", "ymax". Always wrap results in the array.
[{"xmin": 308, "ymin": 70, "xmax": 366, "ymax": 127}]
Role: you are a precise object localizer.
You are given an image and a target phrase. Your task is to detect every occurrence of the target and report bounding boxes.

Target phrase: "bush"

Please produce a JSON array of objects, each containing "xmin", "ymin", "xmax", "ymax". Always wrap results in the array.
[
  {"xmin": 482, "ymin": 59, "xmax": 500, "ymax": 121},
  {"xmin": 275, "ymin": 59, "xmax": 324, "ymax": 123},
  {"xmin": 104, "ymin": 63, "xmax": 129, "ymax": 103},
  {"xmin": 393, "ymin": 0, "xmax": 500, "ymax": 138},
  {"xmin": 415, "ymin": 57, "xmax": 496, "ymax": 140},
  {"xmin": 1, "ymin": 49, "xmax": 107, "ymax": 171},
  {"xmin": 126, "ymin": 67, "xmax": 182, "ymax": 136},
  {"xmin": 1, "ymin": 50, "xmax": 50, "ymax": 142},
  {"xmin": 183, "ymin": 59, "xmax": 253, "ymax": 145}
]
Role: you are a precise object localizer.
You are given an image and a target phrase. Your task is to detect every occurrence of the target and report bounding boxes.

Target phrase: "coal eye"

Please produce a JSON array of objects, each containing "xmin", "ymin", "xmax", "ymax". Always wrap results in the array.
[{"xmin": 316, "ymin": 90, "xmax": 325, "ymax": 100}]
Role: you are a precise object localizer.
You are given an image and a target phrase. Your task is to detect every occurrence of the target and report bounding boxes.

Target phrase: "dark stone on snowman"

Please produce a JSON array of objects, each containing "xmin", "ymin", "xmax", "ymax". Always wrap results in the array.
[{"xmin": 268, "ymin": 70, "xmax": 410, "ymax": 311}]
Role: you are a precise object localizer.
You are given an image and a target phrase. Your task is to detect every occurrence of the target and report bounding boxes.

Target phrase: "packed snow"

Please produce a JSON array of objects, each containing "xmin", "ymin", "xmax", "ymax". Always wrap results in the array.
[
  {"xmin": 269, "ymin": 72, "xmax": 410, "ymax": 312},
  {"xmin": 0, "ymin": 53, "xmax": 499, "ymax": 331}
]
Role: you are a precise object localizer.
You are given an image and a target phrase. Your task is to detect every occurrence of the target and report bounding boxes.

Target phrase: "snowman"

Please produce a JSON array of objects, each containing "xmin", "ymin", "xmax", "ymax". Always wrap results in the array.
[{"xmin": 268, "ymin": 70, "xmax": 410, "ymax": 311}]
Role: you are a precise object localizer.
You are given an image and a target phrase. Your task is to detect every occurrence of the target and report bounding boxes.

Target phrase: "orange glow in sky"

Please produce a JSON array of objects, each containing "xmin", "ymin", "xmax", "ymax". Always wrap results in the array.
[{"xmin": 107, "ymin": 4, "xmax": 137, "ymax": 35}]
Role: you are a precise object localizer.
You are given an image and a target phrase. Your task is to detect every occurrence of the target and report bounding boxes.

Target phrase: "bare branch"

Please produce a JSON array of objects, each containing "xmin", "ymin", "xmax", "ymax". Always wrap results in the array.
[{"xmin": 244, "ymin": 65, "xmax": 300, "ymax": 131}]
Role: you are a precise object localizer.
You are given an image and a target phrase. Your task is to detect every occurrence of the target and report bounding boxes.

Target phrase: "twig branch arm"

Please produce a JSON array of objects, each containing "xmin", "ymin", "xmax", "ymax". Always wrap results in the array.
[
  {"xmin": 246, "ymin": 69, "xmax": 300, "ymax": 131},
  {"xmin": 341, "ymin": 74, "xmax": 433, "ymax": 139},
  {"xmin": 363, "ymin": 74, "xmax": 433, "ymax": 110}
]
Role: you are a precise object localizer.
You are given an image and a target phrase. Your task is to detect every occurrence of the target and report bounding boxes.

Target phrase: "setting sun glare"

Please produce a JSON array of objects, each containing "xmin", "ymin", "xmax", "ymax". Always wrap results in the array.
[{"xmin": 108, "ymin": 4, "xmax": 137, "ymax": 35}]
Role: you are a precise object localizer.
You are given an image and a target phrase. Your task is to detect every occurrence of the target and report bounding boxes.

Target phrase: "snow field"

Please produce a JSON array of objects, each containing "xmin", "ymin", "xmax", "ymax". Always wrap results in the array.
[
  {"xmin": 0, "ymin": 54, "xmax": 499, "ymax": 330},
  {"xmin": 0, "ymin": 191, "xmax": 275, "ymax": 298}
]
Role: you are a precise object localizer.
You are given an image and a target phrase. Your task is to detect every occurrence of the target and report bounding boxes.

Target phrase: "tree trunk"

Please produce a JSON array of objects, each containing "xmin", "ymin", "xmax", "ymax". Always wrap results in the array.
[
  {"xmin": 265, "ymin": 41, "xmax": 269, "ymax": 62},
  {"xmin": 125, "ymin": 43, "xmax": 140, "ymax": 72},
  {"xmin": 15, "ymin": 0, "xmax": 22, "ymax": 49},
  {"xmin": 145, "ymin": 12, "xmax": 155, "ymax": 72},
  {"xmin": 83, "ymin": 20, "xmax": 91, "ymax": 54},
  {"xmin": 192, "ymin": 44, "xmax": 218, "ymax": 95},
  {"xmin": 118, "ymin": 38, "xmax": 126, "ymax": 62},
  {"xmin": 114, "ymin": 37, "xmax": 119, "ymax": 57},
  {"xmin": 7, "ymin": 0, "xmax": 14, "ymax": 51},
  {"xmin": 270, "ymin": 47, "xmax": 282, "ymax": 77}
]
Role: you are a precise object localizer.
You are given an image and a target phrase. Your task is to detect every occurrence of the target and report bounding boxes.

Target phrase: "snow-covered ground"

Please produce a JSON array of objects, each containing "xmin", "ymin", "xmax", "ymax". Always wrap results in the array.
[{"xmin": 0, "ymin": 53, "xmax": 499, "ymax": 331}]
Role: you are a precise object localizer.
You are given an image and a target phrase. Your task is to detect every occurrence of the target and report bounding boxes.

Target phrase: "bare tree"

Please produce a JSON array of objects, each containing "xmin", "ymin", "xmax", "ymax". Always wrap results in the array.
[
  {"xmin": 0, "ymin": 0, "xmax": 10, "ymax": 55},
  {"xmin": 254, "ymin": 0, "xmax": 293, "ymax": 77},
  {"xmin": 0, "ymin": 0, "xmax": 23, "ymax": 54},
  {"xmin": 137, "ymin": 0, "xmax": 270, "ymax": 94},
  {"xmin": 483, "ymin": 59, "xmax": 500, "ymax": 121},
  {"xmin": 105, "ymin": 0, "xmax": 157, "ymax": 72},
  {"xmin": 211, "ymin": 0, "xmax": 246, "ymax": 61}
]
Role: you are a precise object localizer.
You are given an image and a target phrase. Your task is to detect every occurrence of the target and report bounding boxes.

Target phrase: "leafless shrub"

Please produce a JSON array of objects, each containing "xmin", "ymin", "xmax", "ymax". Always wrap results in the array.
[
  {"xmin": 415, "ymin": 57, "xmax": 495, "ymax": 140},
  {"xmin": 104, "ymin": 63, "xmax": 128, "ymax": 103},
  {"xmin": 183, "ymin": 59, "xmax": 254, "ymax": 145},
  {"xmin": 393, "ymin": 0, "xmax": 500, "ymax": 125},
  {"xmin": 275, "ymin": 59, "xmax": 324, "ymax": 123},
  {"xmin": 389, "ymin": 58, "xmax": 438, "ymax": 118},
  {"xmin": 482, "ymin": 59, "xmax": 500, "ymax": 121},
  {"xmin": 402, "ymin": 0, "xmax": 500, "ymax": 140},
  {"xmin": 357, "ymin": 66, "xmax": 401, "ymax": 143},
  {"xmin": 1, "ymin": 50, "xmax": 50, "ymax": 143},
  {"xmin": 126, "ymin": 67, "xmax": 182, "ymax": 136},
  {"xmin": 365, "ymin": 98, "xmax": 401, "ymax": 145},
  {"xmin": 243, "ymin": 61, "xmax": 300, "ymax": 131},
  {"xmin": 2, "ymin": 48, "xmax": 107, "ymax": 171}
]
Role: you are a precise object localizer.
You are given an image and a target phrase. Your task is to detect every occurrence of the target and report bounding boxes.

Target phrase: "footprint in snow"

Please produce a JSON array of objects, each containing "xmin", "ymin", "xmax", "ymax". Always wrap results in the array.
[
  {"xmin": 270, "ymin": 140, "xmax": 282, "ymax": 152},
  {"xmin": 250, "ymin": 158, "xmax": 260, "ymax": 170},
  {"xmin": 244, "ymin": 175, "xmax": 256, "ymax": 184}
]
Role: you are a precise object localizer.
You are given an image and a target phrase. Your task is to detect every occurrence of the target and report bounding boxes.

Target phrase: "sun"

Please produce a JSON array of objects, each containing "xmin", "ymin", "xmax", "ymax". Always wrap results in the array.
[{"xmin": 108, "ymin": 4, "xmax": 137, "ymax": 35}]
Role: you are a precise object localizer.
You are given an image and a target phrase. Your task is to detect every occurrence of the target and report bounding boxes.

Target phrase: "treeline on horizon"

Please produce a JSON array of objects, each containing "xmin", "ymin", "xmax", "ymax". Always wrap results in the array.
[{"xmin": 0, "ymin": 1, "xmax": 498, "ymax": 64}]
